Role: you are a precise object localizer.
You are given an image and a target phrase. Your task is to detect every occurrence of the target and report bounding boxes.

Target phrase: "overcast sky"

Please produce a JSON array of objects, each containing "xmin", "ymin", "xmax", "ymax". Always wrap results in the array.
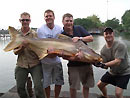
[{"xmin": 0, "ymin": 0, "xmax": 130, "ymax": 29}]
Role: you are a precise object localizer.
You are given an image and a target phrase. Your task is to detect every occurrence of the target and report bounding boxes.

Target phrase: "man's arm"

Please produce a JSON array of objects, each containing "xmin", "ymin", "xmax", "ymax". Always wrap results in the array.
[
  {"xmin": 81, "ymin": 35, "xmax": 93, "ymax": 42},
  {"xmin": 104, "ymin": 58, "xmax": 121, "ymax": 67},
  {"xmin": 13, "ymin": 41, "xmax": 28, "ymax": 55},
  {"xmin": 93, "ymin": 58, "xmax": 121, "ymax": 69},
  {"xmin": 13, "ymin": 45, "xmax": 25, "ymax": 55}
]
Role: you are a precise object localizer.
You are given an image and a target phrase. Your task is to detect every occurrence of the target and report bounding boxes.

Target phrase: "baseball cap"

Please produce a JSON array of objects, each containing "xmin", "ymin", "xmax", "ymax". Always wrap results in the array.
[{"xmin": 104, "ymin": 27, "xmax": 113, "ymax": 32}]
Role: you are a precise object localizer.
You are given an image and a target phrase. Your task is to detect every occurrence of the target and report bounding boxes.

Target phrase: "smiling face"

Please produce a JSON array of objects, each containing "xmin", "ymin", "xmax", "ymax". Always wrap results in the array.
[
  {"xmin": 19, "ymin": 14, "xmax": 31, "ymax": 28},
  {"xmin": 104, "ymin": 30, "xmax": 114, "ymax": 43},
  {"xmin": 44, "ymin": 12, "xmax": 55, "ymax": 25},
  {"xmin": 62, "ymin": 16, "xmax": 73, "ymax": 31}
]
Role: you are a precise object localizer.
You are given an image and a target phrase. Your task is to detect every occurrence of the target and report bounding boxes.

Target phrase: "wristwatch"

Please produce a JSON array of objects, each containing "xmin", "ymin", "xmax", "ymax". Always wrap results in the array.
[{"xmin": 79, "ymin": 37, "xmax": 83, "ymax": 40}]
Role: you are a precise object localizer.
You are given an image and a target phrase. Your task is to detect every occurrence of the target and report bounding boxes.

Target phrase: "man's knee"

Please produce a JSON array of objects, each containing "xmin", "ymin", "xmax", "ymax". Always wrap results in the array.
[
  {"xmin": 97, "ymin": 80, "xmax": 101, "ymax": 88},
  {"xmin": 97, "ymin": 80, "xmax": 106, "ymax": 90},
  {"xmin": 115, "ymin": 88, "xmax": 123, "ymax": 98},
  {"xmin": 115, "ymin": 92, "xmax": 123, "ymax": 98}
]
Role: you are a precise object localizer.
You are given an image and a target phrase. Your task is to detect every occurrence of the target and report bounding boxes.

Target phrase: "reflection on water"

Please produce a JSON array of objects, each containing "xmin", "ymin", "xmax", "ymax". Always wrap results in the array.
[
  {"xmin": 0, "ymin": 36, "xmax": 130, "ymax": 96},
  {"xmin": 88, "ymin": 35, "xmax": 105, "ymax": 53},
  {"xmin": 0, "ymin": 38, "xmax": 17, "ymax": 93}
]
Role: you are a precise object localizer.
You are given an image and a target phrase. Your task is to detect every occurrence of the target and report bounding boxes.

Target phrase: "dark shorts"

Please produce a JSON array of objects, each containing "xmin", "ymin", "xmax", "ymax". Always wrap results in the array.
[{"xmin": 101, "ymin": 72, "xmax": 130, "ymax": 89}]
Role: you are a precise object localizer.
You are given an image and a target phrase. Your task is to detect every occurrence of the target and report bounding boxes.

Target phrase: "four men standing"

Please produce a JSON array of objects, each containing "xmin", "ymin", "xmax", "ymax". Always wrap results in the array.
[{"xmin": 12, "ymin": 10, "xmax": 130, "ymax": 98}]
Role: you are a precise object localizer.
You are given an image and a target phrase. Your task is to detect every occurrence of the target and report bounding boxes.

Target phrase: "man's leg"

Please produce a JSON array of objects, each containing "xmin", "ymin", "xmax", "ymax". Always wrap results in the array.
[
  {"xmin": 68, "ymin": 67, "xmax": 80, "ymax": 98},
  {"xmin": 70, "ymin": 88, "xmax": 77, "ymax": 98},
  {"xmin": 55, "ymin": 85, "xmax": 61, "ymax": 98},
  {"xmin": 79, "ymin": 66, "xmax": 94, "ymax": 98},
  {"xmin": 53, "ymin": 63, "xmax": 64, "ymax": 98},
  {"xmin": 31, "ymin": 64, "xmax": 46, "ymax": 98},
  {"xmin": 83, "ymin": 86, "xmax": 89, "ymax": 98},
  {"xmin": 115, "ymin": 87, "xmax": 123, "ymax": 98},
  {"xmin": 45, "ymin": 86, "xmax": 50, "ymax": 98},
  {"xmin": 97, "ymin": 80, "xmax": 108, "ymax": 98},
  {"xmin": 15, "ymin": 66, "xmax": 28, "ymax": 98}
]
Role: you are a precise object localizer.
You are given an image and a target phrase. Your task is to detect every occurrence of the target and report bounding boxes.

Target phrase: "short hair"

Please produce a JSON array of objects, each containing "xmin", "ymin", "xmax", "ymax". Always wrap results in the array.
[
  {"xmin": 44, "ymin": 9, "xmax": 55, "ymax": 16},
  {"xmin": 104, "ymin": 27, "xmax": 113, "ymax": 33},
  {"xmin": 20, "ymin": 12, "xmax": 30, "ymax": 18},
  {"xmin": 62, "ymin": 13, "xmax": 73, "ymax": 21}
]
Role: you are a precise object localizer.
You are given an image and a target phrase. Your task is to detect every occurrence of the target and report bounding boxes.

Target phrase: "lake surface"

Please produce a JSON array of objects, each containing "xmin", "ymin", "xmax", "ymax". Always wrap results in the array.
[{"xmin": 0, "ymin": 35, "xmax": 130, "ymax": 96}]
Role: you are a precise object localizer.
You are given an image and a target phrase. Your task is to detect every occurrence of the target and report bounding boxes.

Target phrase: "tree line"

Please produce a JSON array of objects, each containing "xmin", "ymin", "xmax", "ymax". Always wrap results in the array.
[
  {"xmin": 1, "ymin": 10, "xmax": 130, "ymax": 35},
  {"xmin": 74, "ymin": 9, "xmax": 130, "ymax": 35}
]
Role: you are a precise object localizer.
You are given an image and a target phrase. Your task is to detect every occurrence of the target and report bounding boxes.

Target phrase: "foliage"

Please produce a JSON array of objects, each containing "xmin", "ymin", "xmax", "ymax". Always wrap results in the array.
[
  {"xmin": 121, "ymin": 10, "xmax": 130, "ymax": 34},
  {"xmin": 104, "ymin": 18, "xmax": 120, "ymax": 29},
  {"xmin": 74, "ymin": 15, "xmax": 102, "ymax": 30},
  {"xmin": 87, "ymin": 15, "xmax": 102, "ymax": 28}
]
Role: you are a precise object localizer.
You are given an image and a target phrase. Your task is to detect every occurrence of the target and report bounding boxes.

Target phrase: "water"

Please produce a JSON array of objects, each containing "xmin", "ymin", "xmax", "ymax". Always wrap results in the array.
[{"xmin": 0, "ymin": 36, "xmax": 130, "ymax": 96}]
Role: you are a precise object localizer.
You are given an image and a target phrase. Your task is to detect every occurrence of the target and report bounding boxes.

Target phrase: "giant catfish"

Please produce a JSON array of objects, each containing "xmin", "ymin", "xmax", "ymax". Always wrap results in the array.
[{"xmin": 4, "ymin": 26, "xmax": 102, "ymax": 63}]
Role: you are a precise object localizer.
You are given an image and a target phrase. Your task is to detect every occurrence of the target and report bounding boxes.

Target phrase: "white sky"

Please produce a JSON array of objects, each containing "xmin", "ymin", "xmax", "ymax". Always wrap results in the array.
[{"xmin": 0, "ymin": 0, "xmax": 130, "ymax": 29}]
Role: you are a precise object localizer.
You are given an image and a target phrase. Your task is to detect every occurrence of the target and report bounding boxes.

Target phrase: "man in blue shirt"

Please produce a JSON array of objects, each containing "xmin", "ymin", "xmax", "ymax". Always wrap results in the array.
[{"xmin": 62, "ymin": 13, "xmax": 94, "ymax": 98}]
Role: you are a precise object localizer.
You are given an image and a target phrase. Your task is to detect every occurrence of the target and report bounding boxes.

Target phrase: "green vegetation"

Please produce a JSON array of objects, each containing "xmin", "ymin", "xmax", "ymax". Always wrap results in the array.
[
  {"xmin": 74, "ymin": 10, "xmax": 130, "ymax": 35},
  {"xmin": 121, "ymin": 10, "xmax": 130, "ymax": 34}
]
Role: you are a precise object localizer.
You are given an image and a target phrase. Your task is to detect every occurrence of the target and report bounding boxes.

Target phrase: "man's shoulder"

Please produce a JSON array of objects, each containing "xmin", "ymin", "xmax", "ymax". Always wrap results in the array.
[
  {"xmin": 55, "ymin": 24, "xmax": 61, "ymax": 27},
  {"xmin": 54, "ymin": 24, "xmax": 62, "ymax": 30},
  {"xmin": 54, "ymin": 24, "xmax": 63, "ymax": 34},
  {"xmin": 38, "ymin": 24, "xmax": 46, "ymax": 29},
  {"xmin": 74, "ymin": 25, "xmax": 82, "ymax": 29},
  {"xmin": 74, "ymin": 25, "xmax": 81, "ymax": 27},
  {"xmin": 114, "ymin": 41, "xmax": 126, "ymax": 49},
  {"xmin": 37, "ymin": 24, "xmax": 48, "ymax": 33}
]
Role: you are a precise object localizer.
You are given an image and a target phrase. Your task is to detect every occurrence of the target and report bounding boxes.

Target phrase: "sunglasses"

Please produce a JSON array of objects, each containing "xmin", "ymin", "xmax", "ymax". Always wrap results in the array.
[{"xmin": 20, "ymin": 19, "xmax": 30, "ymax": 22}]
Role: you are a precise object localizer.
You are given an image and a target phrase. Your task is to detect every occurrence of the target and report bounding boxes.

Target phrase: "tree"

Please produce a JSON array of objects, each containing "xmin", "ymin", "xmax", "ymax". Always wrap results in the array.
[
  {"xmin": 74, "ymin": 15, "xmax": 102, "ymax": 30},
  {"xmin": 74, "ymin": 18, "xmax": 92, "ymax": 30},
  {"xmin": 105, "ymin": 18, "xmax": 120, "ymax": 29},
  {"xmin": 87, "ymin": 15, "xmax": 102, "ymax": 28},
  {"xmin": 121, "ymin": 10, "xmax": 130, "ymax": 33}
]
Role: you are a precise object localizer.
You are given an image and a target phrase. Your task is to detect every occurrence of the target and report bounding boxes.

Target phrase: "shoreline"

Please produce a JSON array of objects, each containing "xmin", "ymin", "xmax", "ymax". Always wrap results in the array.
[{"xmin": 0, "ymin": 86, "xmax": 130, "ymax": 98}]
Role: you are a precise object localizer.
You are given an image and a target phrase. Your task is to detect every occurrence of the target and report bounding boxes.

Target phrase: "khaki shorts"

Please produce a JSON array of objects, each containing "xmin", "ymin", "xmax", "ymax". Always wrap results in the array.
[{"xmin": 68, "ymin": 65, "xmax": 94, "ymax": 90}]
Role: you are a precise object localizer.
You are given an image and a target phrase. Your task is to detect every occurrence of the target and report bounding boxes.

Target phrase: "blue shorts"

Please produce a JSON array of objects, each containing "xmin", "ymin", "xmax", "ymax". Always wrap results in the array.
[
  {"xmin": 101, "ymin": 72, "xmax": 130, "ymax": 89},
  {"xmin": 42, "ymin": 62, "xmax": 64, "ymax": 88}
]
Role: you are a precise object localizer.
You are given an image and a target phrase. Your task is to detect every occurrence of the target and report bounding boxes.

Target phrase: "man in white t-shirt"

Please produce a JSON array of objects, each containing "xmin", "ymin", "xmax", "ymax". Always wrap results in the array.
[{"xmin": 37, "ymin": 9, "xmax": 64, "ymax": 98}]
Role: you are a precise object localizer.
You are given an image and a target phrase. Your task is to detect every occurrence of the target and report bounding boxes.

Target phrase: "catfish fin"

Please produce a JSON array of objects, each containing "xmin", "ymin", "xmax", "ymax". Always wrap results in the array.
[
  {"xmin": 28, "ymin": 44, "xmax": 48, "ymax": 60},
  {"xmin": 57, "ymin": 34, "xmax": 72, "ymax": 40},
  {"xmin": 39, "ymin": 53, "xmax": 48, "ymax": 60}
]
